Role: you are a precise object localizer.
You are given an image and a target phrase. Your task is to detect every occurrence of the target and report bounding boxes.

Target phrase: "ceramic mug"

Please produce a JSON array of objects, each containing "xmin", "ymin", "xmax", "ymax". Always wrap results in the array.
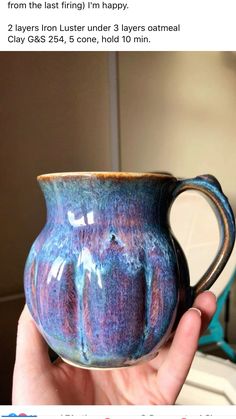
[{"xmin": 24, "ymin": 172, "xmax": 235, "ymax": 369}]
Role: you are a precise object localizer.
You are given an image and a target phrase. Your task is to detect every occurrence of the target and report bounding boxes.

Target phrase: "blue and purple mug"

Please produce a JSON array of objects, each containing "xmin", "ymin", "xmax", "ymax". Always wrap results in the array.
[{"xmin": 24, "ymin": 172, "xmax": 235, "ymax": 369}]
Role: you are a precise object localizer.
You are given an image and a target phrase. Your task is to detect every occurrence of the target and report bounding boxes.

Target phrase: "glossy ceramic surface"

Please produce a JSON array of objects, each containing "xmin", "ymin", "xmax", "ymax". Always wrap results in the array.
[{"xmin": 24, "ymin": 172, "xmax": 235, "ymax": 369}]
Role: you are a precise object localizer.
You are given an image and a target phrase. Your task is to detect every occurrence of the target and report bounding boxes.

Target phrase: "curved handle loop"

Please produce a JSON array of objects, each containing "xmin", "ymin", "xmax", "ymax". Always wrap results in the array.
[{"xmin": 171, "ymin": 174, "xmax": 235, "ymax": 297}]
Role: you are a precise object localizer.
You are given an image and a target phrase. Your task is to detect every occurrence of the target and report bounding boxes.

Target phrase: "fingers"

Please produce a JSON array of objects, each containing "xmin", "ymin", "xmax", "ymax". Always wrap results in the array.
[
  {"xmin": 14, "ymin": 305, "xmax": 51, "ymax": 372},
  {"xmin": 155, "ymin": 306, "xmax": 202, "ymax": 404},
  {"xmin": 193, "ymin": 290, "xmax": 216, "ymax": 334},
  {"xmin": 150, "ymin": 290, "xmax": 216, "ymax": 370}
]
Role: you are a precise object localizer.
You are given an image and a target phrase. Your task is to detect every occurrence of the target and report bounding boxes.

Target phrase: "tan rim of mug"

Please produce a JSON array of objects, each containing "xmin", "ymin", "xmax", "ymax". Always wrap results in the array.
[{"xmin": 37, "ymin": 171, "xmax": 175, "ymax": 181}]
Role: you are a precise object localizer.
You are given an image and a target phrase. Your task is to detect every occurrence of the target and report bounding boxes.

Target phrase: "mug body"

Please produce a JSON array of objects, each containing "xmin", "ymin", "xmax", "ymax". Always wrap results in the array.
[{"xmin": 24, "ymin": 172, "xmax": 190, "ymax": 368}]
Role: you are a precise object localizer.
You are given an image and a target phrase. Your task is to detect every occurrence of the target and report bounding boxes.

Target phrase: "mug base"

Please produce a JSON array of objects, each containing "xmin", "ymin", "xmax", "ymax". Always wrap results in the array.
[{"xmin": 61, "ymin": 356, "xmax": 135, "ymax": 370}]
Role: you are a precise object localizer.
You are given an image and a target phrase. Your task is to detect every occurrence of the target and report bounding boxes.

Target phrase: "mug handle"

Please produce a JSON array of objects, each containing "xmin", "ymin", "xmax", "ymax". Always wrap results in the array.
[{"xmin": 171, "ymin": 174, "xmax": 235, "ymax": 297}]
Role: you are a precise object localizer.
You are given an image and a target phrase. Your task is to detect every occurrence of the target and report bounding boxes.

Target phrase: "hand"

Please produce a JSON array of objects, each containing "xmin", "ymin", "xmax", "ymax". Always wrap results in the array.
[{"xmin": 12, "ymin": 291, "xmax": 216, "ymax": 405}]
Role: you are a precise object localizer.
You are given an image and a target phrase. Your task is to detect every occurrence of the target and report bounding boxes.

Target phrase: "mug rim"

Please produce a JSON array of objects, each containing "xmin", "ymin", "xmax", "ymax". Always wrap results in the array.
[{"xmin": 37, "ymin": 171, "xmax": 175, "ymax": 181}]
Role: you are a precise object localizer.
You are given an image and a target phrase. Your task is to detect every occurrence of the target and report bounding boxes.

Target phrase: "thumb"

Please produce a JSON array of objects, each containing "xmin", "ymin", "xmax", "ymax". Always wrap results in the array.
[{"xmin": 14, "ymin": 305, "xmax": 51, "ymax": 371}]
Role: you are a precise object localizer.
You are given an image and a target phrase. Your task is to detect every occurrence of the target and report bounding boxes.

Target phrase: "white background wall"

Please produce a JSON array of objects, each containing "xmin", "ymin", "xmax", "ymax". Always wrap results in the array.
[{"xmin": 118, "ymin": 52, "xmax": 236, "ymax": 209}]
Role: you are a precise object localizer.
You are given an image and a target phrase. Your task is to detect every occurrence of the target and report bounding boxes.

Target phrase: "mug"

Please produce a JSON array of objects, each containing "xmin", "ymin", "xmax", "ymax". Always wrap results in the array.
[{"xmin": 24, "ymin": 172, "xmax": 235, "ymax": 369}]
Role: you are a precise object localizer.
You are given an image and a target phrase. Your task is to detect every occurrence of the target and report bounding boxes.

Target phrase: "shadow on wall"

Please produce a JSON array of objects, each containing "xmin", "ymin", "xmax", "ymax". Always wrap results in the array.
[
  {"xmin": 222, "ymin": 51, "xmax": 236, "ymax": 73},
  {"xmin": 0, "ymin": 51, "xmax": 112, "ymax": 404}
]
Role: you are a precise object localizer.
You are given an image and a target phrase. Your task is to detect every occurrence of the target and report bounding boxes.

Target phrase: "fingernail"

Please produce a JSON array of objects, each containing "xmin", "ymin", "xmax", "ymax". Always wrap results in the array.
[{"xmin": 188, "ymin": 307, "xmax": 202, "ymax": 317}]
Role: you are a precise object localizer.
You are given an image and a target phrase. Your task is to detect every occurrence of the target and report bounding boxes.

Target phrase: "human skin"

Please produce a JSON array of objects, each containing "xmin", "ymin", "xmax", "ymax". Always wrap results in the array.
[{"xmin": 12, "ymin": 291, "xmax": 216, "ymax": 405}]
